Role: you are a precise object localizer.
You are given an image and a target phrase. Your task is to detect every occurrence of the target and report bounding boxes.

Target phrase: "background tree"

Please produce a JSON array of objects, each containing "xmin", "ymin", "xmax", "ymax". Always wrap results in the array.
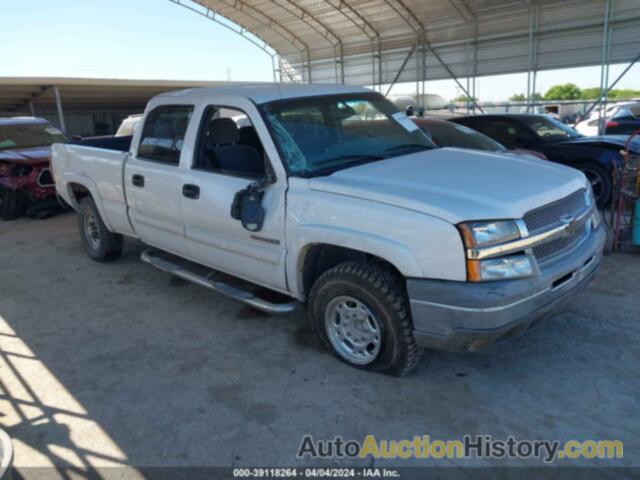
[
  {"xmin": 453, "ymin": 95, "xmax": 477, "ymax": 103},
  {"xmin": 580, "ymin": 87, "xmax": 601, "ymax": 100},
  {"xmin": 579, "ymin": 87, "xmax": 640, "ymax": 100},
  {"xmin": 510, "ymin": 92, "xmax": 543, "ymax": 101},
  {"xmin": 543, "ymin": 83, "xmax": 582, "ymax": 100}
]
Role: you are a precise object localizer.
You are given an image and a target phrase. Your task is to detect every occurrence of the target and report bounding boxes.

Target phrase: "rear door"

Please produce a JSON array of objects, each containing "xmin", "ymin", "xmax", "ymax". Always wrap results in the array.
[
  {"xmin": 181, "ymin": 99, "xmax": 288, "ymax": 292},
  {"xmin": 125, "ymin": 104, "xmax": 194, "ymax": 256}
]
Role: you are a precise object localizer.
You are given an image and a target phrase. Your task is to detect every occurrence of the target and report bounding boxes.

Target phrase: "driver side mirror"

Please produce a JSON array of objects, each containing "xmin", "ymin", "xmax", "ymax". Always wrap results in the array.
[{"xmin": 231, "ymin": 185, "xmax": 265, "ymax": 232}]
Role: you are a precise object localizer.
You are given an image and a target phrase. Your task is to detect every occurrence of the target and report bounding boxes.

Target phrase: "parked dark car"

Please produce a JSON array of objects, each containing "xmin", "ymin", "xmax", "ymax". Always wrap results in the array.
[
  {"xmin": 412, "ymin": 117, "xmax": 547, "ymax": 160},
  {"xmin": 0, "ymin": 117, "xmax": 69, "ymax": 220},
  {"xmin": 451, "ymin": 113, "xmax": 640, "ymax": 207},
  {"xmin": 604, "ymin": 102, "xmax": 640, "ymax": 135}
]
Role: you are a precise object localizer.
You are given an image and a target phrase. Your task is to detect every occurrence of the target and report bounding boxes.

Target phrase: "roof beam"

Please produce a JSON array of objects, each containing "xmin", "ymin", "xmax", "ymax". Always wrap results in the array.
[
  {"xmin": 171, "ymin": 0, "xmax": 277, "ymax": 58},
  {"xmin": 448, "ymin": 0, "xmax": 477, "ymax": 23},
  {"xmin": 270, "ymin": 0, "xmax": 345, "ymax": 82},
  {"xmin": 323, "ymin": 0, "xmax": 380, "ymax": 41},
  {"xmin": 383, "ymin": 0, "xmax": 423, "ymax": 33},
  {"xmin": 8, "ymin": 85, "xmax": 49, "ymax": 113},
  {"xmin": 192, "ymin": 0, "xmax": 311, "ymax": 80}
]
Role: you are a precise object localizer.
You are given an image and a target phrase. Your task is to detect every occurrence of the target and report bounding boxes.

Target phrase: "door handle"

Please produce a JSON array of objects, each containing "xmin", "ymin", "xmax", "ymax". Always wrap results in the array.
[
  {"xmin": 182, "ymin": 184, "xmax": 200, "ymax": 199},
  {"xmin": 132, "ymin": 174, "xmax": 145, "ymax": 187}
]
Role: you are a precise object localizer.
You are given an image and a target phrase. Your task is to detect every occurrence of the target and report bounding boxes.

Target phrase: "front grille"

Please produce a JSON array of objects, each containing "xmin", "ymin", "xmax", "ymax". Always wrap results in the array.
[
  {"xmin": 523, "ymin": 189, "xmax": 589, "ymax": 262},
  {"xmin": 37, "ymin": 168, "xmax": 54, "ymax": 187},
  {"xmin": 523, "ymin": 189, "xmax": 586, "ymax": 232},
  {"xmin": 532, "ymin": 224, "xmax": 589, "ymax": 260}
]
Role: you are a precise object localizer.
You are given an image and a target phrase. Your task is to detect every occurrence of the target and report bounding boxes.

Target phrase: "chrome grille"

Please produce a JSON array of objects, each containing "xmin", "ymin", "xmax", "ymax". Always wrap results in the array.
[
  {"xmin": 523, "ymin": 189, "xmax": 586, "ymax": 232},
  {"xmin": 523, "ymin": 189, "xmax": 589, "ymax": 262},
  {"xmin": 532, "ymin": 224, "xmax": 589, "ymax": 260}
]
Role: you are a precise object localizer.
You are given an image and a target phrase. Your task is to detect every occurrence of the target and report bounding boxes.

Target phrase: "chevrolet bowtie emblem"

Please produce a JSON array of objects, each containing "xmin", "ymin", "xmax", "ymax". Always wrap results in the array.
[{"xmin": 560, "ymin": 214, "xmax": 578, "ymax": 235}]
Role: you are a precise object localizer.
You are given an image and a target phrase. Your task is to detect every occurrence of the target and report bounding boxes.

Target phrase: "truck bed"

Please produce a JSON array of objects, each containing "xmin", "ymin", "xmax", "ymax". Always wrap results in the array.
[{"xmin": 51, "ymin": 143, "xmax": 134, "ymax": 236}]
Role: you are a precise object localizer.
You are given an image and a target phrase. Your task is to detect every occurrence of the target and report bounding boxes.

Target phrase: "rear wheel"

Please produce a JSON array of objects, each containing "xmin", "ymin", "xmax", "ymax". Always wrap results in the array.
[
  {"xmin": 0, "ymin": 188, "xmax": 26, "ymax": 220},
  {"xmin": 308, "ymin": 261, "xmax": 422, "ymax": 376},
  {"xmin": 78, "ymin": 197, "xmax": 123, "ymax": 262},
  {"xmin": 576, "ymin": 163, "xmax": 611, "ymax": 208}
]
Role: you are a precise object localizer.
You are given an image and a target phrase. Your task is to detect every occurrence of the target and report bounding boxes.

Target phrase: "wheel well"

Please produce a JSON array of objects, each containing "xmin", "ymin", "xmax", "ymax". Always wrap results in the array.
[
  {"xmin": 68, "ymin": 183, "xmax": 91, "ymax": 203},
  {"xmin": 301, "ymin": 244, "xmax": 403, "ymax": 297}
]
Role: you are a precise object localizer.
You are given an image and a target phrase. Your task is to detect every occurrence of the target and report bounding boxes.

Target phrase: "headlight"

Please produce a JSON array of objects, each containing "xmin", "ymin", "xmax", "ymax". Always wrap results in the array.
[
  {"xmin": 458, "ymin": 220, "xmax": 521, "ymax": 248},
  {"xmin": 467, "ymin": 255, "xmax": 536, "ymax": 282},
  {"xmin": 458, "ymin": 220, "xmax": 535, "ymax": 282}
]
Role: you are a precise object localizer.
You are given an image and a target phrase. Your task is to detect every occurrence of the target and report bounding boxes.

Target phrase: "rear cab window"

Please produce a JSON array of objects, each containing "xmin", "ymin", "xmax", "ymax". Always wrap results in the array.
[{"xmin": 137, "ymin": 105, "xmax": 194, "ymax": 165}]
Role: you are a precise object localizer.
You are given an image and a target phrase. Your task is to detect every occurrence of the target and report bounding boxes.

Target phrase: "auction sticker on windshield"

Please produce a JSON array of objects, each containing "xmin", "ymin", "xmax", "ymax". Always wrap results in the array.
[{"xmin": 392, "ymin": 112, "xmax": 420, "ymax": 132}]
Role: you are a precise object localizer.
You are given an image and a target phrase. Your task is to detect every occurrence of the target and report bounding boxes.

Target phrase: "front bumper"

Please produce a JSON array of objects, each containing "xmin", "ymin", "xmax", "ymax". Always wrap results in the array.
[{"xmin": 408, "ymin": 226, "xmax": 606, "ymax": 352}]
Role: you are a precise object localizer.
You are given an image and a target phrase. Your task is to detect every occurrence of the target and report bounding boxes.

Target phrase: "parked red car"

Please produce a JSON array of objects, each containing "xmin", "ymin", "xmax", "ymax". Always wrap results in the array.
[
  {"xmin": 0, "ymin": 117, "xmax": 68, "ymax": 220},
  {"xmin": 412, "ymin": 117, "xmax": 547, "ymax": 160}
]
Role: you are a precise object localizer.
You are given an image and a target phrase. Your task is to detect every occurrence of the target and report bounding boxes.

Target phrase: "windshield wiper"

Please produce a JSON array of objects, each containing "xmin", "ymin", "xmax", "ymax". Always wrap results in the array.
[
  {"xmin": 384, "ymin": 143, "xmax": 432, "ymax": 154},
  {"xmin": 299, "ymin": 154, "xmax": 386, "ymax": 178},
  {"xmin": 313, "ymin": 154, "xmax": 385, "ymax": 166}
]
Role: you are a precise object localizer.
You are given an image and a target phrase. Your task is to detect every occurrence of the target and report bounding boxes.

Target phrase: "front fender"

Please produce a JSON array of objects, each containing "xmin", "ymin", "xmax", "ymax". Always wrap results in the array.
[{"xmin": 288, "ymin": 224, "xmax": 424, "ymax": 300}]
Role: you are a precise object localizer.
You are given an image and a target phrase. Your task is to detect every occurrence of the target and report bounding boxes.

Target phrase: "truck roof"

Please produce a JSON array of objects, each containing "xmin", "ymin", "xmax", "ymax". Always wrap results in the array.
[{"xmin": 156, "ymin": 83, "xmax": 372, "ymax": 104}]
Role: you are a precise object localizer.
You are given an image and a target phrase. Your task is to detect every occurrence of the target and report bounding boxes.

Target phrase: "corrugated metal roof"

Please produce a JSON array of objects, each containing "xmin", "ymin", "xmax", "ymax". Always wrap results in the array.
[{"xmin": 188, "ymin": 0, "xmax": 640, "ymax": 85}]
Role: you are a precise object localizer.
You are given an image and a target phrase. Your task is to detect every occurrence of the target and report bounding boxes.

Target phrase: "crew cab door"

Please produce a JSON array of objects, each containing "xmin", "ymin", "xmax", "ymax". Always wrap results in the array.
[
  {"xmin": 182, "ymin": 100, "xmax": 288, "ymax": 292},
  {"xmin": 125, "ymin": 104, "xmax": 194, "ymax": 256}
]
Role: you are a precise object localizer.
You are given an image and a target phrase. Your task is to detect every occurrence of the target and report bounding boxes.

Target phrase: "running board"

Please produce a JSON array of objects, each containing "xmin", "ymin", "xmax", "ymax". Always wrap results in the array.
[{"xmin": 141, "ymin": 248, "xmax": 300, "ymax": 315}]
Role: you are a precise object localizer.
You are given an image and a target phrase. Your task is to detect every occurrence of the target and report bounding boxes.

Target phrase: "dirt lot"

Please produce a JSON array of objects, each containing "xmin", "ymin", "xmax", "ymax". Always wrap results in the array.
[{"xmin": 0, "ymin": 213, "xmax": 638, "ymax": 477}]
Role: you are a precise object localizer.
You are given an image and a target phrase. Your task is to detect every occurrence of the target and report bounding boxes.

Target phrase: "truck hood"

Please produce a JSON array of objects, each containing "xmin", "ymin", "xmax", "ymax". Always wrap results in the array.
[
  {"xmin": 0, "ymin": 146, "xmax": 51, "ymax": 165},
  {"xmin": 309, "ymin": 148, "xmax": 587, "ymax": 224}
]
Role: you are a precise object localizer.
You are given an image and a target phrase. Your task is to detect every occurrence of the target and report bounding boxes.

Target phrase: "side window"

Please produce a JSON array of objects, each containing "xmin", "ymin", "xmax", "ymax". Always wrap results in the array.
[
  {"xmin": 138, "ymin": 105, "xmax": 193, "ymax": 165},
  {"xmin": 456, "ymin": 117, "xmax": 478, "ymax": 131},
  {"xmin": 484, "ymin": 120, "xmax": 528, "ymax": 148},
  {"xmin": 194, "ymin": 106, "xmax": 266, "ymax": 178}
]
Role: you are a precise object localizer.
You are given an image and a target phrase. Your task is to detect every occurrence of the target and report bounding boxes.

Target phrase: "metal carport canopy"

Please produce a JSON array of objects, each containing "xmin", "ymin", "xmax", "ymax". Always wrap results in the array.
[{"xmin": 182, "ymin": 0, "xmax": 640, "ymax": 87}]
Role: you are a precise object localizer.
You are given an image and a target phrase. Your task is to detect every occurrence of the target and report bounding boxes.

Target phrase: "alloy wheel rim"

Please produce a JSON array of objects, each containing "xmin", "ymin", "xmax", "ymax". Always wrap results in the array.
[
  {"xmin": 324, "ymin": 295, "xmax": 382, "ymax": 365},
  {"xmin": 83, "ymin": 212, "xmax": 101, "ymax": 250},
  {"xmin": 582, "ymin": 168, "xmax": 604, "ymax": 202}
]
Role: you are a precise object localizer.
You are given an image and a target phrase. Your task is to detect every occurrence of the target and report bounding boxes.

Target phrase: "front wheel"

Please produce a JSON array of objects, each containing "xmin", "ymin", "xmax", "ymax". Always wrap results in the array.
[
  {"xmin": 0, "ymin": 188, "xmax": 26, "ymax": 220},
  {"xmin": 78, "ymin": 197, "xmax": 123, "ymax": 262},
  {"xmin": 308, "ymin": 261, "xmax": 423, "ymax": 376},
  {"xmin": 576, "ymin": 163, "xmax": 612, "ymax": 208}
]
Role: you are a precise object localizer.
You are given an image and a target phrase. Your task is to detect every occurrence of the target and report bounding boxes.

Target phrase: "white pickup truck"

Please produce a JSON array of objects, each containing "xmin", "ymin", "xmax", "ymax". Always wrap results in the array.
[{"xmin": 52, "ymin": 84, "xmax": 605, "ymax": 375}]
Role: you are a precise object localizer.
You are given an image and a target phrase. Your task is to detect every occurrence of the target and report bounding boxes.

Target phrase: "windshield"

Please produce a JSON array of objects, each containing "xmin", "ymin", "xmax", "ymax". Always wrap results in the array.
[
  {"xmin": 422, "ymin": 122, "xmax": 504, "ymax": 152},
  {"xmin": 519, "ymin": 116, "xmax": 582, "ymax": 141},
  {"xmin": 0, "ymin": 123, "xmax": 68, "ymax": 150},
  {"xmin": 260, "ymin": 93, "xmax": 435, "ymax": 177}
]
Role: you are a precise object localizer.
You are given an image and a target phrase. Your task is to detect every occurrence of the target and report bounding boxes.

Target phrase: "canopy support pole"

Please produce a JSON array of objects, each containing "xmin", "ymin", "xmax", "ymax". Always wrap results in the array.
[
  {"xmin": 598, "ymin": 0, "xmax": 613, "ymax": 134},
  {"xmin": 53, "ymin": 86, "xmax": 66, "ymax": 132},
  {"xmin": 578, "ymin": 50, "xmax": 640, "ymax": 127}
]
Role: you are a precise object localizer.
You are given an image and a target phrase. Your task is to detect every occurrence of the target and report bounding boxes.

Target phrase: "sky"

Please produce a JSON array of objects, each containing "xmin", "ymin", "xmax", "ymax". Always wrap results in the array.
[{"xmin": 2, "ymin": 0, "xmax": 638, "ymax": 102}]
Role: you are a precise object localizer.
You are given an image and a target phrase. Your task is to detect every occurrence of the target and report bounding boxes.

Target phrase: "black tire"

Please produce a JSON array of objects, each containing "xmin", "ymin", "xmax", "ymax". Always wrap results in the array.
[
  {"xmin": 78, "ymin": 197, "xmax": 123, "ymax": 262},
  {"xmin": 576, "ymin": 163, "xmax": 611, "ymax": 208},
  {"xmin": 308, "ymin": 261, "xmax": 423, "ymax": 376},
  {"xmin": 0, "ymin": 188, "xmax": 26, "ymax": 221}
]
